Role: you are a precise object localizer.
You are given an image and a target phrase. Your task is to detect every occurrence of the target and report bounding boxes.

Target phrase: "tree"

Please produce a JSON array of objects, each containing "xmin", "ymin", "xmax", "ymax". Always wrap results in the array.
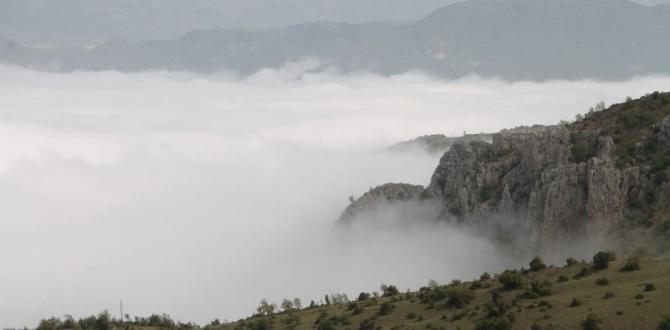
[
  {"xmin": 36, "ymin": 318, "xmax": 60, "ymax": 330},
  {"xmin": 566, "ymin": 257, "xmax": 578, "ymax": 267},
  {"xmin": 498, "ymin": 270, "xmax": 523, "ymax": 290},
  {"xmin": 621, "ymin": 256, "xmax": 641, "ymax": 272},
  {"xmin": 380, "ymin": 284, "xmax": 399, "ymax": 297},
  {"xmin": 357, "ymin": 292, "xmax": 371, "ymax": 301},
  {"xmin": 377, "ymin": 302, "xmax": 395, "ymax": 316},
  {"xmin": 580, "ymin": 314, "xmax": 602, "ymax": 330},
  {"xmin": 529, "ymin": 257, "xmax": 547, "ymax": 272},
  {"xmin": 324, "ymin": 295, "xmax": 331, "ymax": 305},
  {"xmin": 95, "ymin": 311, "xmax": 112, "ymax": 330},
  {"xmin": 593, "ymin": 250, "xmax": 617, "ymax": 269},
  {"xmin": 281, "ymin": 298, "xmax": 294, "ymax": 312},
  {"xmin": 445, "ymin": 287, "xmax": 474, "ymax": 309},
  {"xmin": 257, "ymin": 299, "xmax": 276, "ymax": 317},
  {"xmin": 527, "ymin": 280, "xmax": 552, "ymax": 297},
  {"xmin": 293, "ymin": 298, "xmax": 302, "ymax": 310}
]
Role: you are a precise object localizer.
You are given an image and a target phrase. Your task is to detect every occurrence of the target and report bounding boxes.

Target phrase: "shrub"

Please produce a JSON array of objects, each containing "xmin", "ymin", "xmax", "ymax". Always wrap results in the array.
[
  {"xmin": 645, "ymin": 283, "xmax": 656, "ymax": 292},
  {"xmin": 381, "ymin": 284, "xmax": 400, "ymax": 297},
  {"xmin": 405, "ymin": 312, "xmax": 417, "ymax": 320},
  {"xmin": 317, "ymin": 320, "xmax": 336, "ymax": 330},
  {"xmin": 377, "ymin": 302, "xmax": 396, "ymax": 316},
  {"xmin": 248, "ymin": 318, "xmax": 272, "ymax": 330},
  {"xmin": 570, "ymin": 298, "xmax": 583, "ymax": 307},
  {"xmin": 658, "ymin": 314, "xmax": 670, "ymax": 330},
  {"xmin": 603, "ymin": 292, "xmax": 615, "ymax": 299},
  {"xmin": 351, "ymin": 305, "xmax": 364, "ymax": 316},
  {"xmin": 593, "ymin": 251, "xmax": 617, "ymax": 270},
  {"xmin": 621, "ymin": 256, "xmax": 641, "ymax": 272},
  {"xmin": 358, "ymin": 292, "xmax": 371, "ymax": 301},
  {"xmin": 359, "ymin": 319, "xmax": 375, "ymax": 330},
  {"xmin": 572, "ymin": 140, "xmax": 594, "ymax": 163},
  {"xmin": 445, "ymin": 287, "xmax": 475, "ymax": 309},
  {"xmin": 566, "ymin": 257, "xmax": 578, "ymax": 267},
  {"xmin": 525, "ymin": 280, "xmax": 552, "ymax": 298},
  {"xmin": 475, "ymin": 317, "xmax": 513, "ymax": 330},
  {"xmin": 574, "ymin": 267, "xmax": 593, "ymax": 279},
  {"xmin": 481, "ymin": 272, "xmax": 492, "ymax": 281},
  {"xmin": 557, "ymin": 275, "xmax": 570, "ymax": 283},
  {"xmin": 595, "ymin": 278, "xmax": 609, "ymax": 286},
  {"xmin": 580, "ymin": 314, "xmax": 603, "ymax": 330},
  {"xmin": 529, "ymin": 257, "xmax": 547, "ymax": 272},
  {"xmin": 498, "ymin": 270, "xmax": 523, "ymax": 290}
]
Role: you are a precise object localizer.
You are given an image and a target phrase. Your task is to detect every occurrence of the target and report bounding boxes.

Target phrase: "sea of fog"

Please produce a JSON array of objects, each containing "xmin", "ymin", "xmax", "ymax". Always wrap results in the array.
[{"xmin": 1, "ymin": 64, "xmax": 669, "ymax": 327}]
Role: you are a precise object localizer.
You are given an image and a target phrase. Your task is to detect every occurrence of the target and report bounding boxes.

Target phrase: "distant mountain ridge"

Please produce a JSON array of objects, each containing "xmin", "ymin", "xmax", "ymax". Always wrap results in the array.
[
  {"xmin": 0, "ymin": 0, "xmax": 460, "ymax": 47},
  {"xmin": 1, "ymin": 0, "xmax": 669, "ymax": 80}
]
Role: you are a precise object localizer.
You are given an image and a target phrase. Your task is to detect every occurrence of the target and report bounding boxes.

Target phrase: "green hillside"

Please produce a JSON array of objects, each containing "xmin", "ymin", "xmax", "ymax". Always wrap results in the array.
[{"xmin": 213, "ymin": 256, "xmax": 670, "ymax": 330}]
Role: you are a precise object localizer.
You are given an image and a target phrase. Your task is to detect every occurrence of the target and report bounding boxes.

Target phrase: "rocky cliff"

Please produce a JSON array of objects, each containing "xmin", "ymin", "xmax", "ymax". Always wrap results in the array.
[
  {"xmin": 340, "ymin": 92, "xmax": 670, "ymax": 251},
  {"xmin": 388, "ymin": 133, "xmax": 493, "ymax": 155}
]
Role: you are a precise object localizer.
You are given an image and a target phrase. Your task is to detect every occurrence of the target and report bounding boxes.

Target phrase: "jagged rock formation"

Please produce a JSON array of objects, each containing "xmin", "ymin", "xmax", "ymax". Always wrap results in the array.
[
  {"xmin": 388, "ymin": 133, "xmax": 492, "ymax": 154},
  {"xmin": 340, "ymin": 92, "xmax": 670, "ymax": 249},
  {"xmin": 339, "ymin": 183, "xmax": 425, "ymax": 224}
]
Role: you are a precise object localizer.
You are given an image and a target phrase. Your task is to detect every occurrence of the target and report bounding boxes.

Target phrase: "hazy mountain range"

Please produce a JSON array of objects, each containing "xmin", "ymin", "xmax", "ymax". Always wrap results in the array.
[
  {"xmin": 0, "ymin": 0, "xmax": 460, "ymax": 47},
  {"xmin": 1, "ymin": 0, "xmax": 670, "ymax": 80}
]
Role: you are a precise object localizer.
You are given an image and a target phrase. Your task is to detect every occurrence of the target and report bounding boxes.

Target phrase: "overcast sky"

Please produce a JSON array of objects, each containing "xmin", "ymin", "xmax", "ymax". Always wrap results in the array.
[{"xmin": 1, "ymin": 64, "xmax": 669, "ymax": 327}]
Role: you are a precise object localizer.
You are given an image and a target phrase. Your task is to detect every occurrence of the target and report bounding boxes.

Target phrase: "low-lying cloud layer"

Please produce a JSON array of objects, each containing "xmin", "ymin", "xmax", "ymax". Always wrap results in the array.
[{"xmin": 1, "ymin": 64, "xmax": 669, "ymax": 327}]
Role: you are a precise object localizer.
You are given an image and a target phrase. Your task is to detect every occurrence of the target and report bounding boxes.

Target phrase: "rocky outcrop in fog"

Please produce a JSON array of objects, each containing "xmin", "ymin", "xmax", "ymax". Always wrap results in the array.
[
  {"xmin": 388, "ymin": 133, "xmax": 492, "ymax": 154},
  {"xmin": 341, "ymin": 92, "xmax": 670, "ymax": 249}
]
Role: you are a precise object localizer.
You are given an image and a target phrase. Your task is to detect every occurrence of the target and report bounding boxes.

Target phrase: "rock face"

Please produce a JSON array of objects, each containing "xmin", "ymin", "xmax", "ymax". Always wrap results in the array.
[
  {"xmin": 423, "ymin": 126, "xmax": 647, "ymax": 240},
  {"xmin": 339, "ymin": 183, "xmax": 425, "ymax": 224},
  {"xmin": 388, "ymin": 133, "xmax": 493, "ymax": 154},
  {"xmin": 341, "ymin": 111, "xmax": 670, "ymax": 244}
]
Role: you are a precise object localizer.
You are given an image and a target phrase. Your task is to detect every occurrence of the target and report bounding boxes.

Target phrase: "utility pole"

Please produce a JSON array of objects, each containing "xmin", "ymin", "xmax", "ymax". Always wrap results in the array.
[{"xmin": 120, "ymin": 301, "xmax": 124, "ymax": 322}]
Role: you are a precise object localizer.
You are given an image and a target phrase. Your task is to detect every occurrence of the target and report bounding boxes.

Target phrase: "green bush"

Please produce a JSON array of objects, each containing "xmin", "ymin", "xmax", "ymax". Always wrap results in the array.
[
  {"xmin": 645, "ymin": 283, "xmax": 656, "ymax": 292},
  {"xmin": 358, "ymin": 292, "xmax": 371, "ymax": 301},
  {"xmin": 572, "ymin": 140, "xmax": 595, "ymax": 163},
  {"xmin": 475, "ymin": 317, "xmax": 513, "ymax": 330},
  {"xmin": 580, "ymin": 314, "xmax": 603, "ymax": 330},
  {"xmin": 359, "ymin": 319, "xmax": 375, "ymax": 330},
  {"xmin": 557, "ymin": 275, "xmax": 570, "ymax": 283},
  {"xmin": 595, "ymin": 278, "xmax": 609, "ymax": 286},
  {"xmin": 574, "ymin": 266, "xmax": 593, "ymax": 279},
  {"xmin": 445, "ymin": 287, "xmax": 475, "ymax": 309},
  {"xmin": 248, "ymin": 318, "xmax": 271, "ymax": 330},
  {"xmin": 570, "ymin": 298, "xmax": 583, "ymax": 307},
  {"xmin": 381, "ymin": 284, "xmax": 400, "ymax": 297},
  {"xmin": 621, "ymin": 256, "xmax": 641, "ymax": 272},
  {"xmin": 377, "ymin": 302, "xmax": 396, "ymax": 316},
  {"xmin": 498, "ymin": 270, "xmax": 523, "ymax": 290},
  {"xmin": 566, "ymin": 257, "xmax": 578, "ymax": 267},
  {"xmin": 658, "ymin": 314, "xmax": 670, "ymax": 330},
  {"xmin": 593, "ymin": 250, "xmax": 617, "ymax": 270},
  {"xmin": 528, "ymin": 280, "xmax": 552, "ymax": 297},
  {"xmin": 529, "ymin": 257, "xmax": 547, "ymax": 272}
]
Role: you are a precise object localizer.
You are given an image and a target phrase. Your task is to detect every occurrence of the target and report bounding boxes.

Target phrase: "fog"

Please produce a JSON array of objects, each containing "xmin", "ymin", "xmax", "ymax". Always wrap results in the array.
[{"xmin": 1, "ymin": 64, "xmax": 669, "ymax": 327}]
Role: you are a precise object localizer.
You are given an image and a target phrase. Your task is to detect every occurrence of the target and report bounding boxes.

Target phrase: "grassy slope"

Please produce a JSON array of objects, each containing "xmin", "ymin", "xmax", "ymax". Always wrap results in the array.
[{"xmin": 219, "ymin": 258, "xmax": 670, "ymax": 330}]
